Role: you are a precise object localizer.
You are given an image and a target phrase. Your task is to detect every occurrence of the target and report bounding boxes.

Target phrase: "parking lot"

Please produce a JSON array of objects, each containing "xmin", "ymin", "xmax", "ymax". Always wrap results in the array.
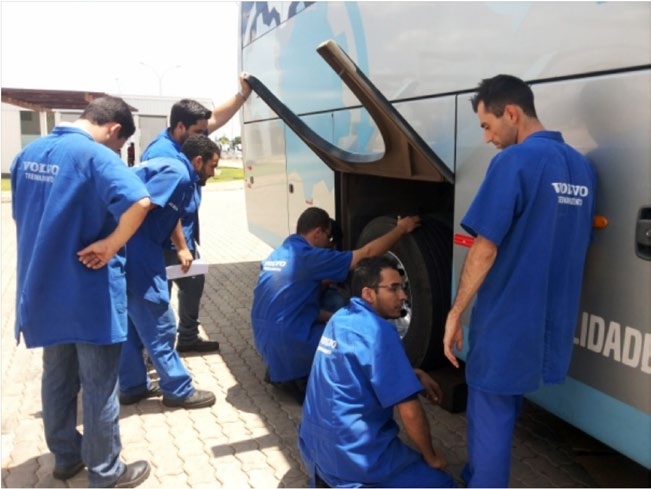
[{"xmin": 1, "ymin": 182, "xmax": 647, "ymax": 487}]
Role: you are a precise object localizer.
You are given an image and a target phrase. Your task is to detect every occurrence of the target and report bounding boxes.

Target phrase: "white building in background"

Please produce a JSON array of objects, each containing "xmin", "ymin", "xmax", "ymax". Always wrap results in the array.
[{"xmin": 1, "ymin": 88, "xmax": 213, "ymax": 176}]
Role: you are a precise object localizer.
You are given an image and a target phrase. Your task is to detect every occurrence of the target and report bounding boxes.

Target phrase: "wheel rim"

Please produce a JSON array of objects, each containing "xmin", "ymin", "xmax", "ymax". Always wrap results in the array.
[{"xmin": 385, "ymin": 251, "xmax": 412, "ymax": 339}]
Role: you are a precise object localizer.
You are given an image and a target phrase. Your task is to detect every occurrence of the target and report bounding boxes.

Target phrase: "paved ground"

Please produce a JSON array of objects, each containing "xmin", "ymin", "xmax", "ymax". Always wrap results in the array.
[{"xmin": 1, "ymin": 182, "xmax": 646, "ymax": 487}]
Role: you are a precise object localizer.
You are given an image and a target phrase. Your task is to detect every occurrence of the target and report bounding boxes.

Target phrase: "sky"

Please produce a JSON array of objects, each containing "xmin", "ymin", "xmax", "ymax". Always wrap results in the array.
[{"xmin": 1, "ymin": 0, "xmax": 243, "ymax": 137}]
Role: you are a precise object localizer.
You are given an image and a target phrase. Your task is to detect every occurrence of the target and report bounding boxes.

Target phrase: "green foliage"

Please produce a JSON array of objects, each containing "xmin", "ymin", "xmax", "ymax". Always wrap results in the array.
[{"xmin": 207, "ymin": 167, "xmax": 244, "ymax": 183}]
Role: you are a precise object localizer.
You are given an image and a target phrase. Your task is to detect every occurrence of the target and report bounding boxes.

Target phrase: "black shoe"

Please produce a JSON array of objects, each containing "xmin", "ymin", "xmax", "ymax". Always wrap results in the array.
[
  {"xmin": 162, "ymin": 389, "xmax": 216, "ymax": 409},
  {"xmin": 110, "ymin": 460, "xmax": 151, "ymax": 488},
  {"xmin": 53, "ymin": 460, "xmax": 85, "ymax": 480},
  {"xmin": 176, "ymin": 338, "xmax": 220, "ymax": 353},
  {"xmin": 119, "ymin": 382, "xmax": 162, "ymax": 405}
]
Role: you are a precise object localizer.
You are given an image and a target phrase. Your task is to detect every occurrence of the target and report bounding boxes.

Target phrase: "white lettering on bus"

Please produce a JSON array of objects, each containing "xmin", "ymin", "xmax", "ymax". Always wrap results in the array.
[{"xmin": 575, "ymin": 312, "xmax": 650, "ymax": 374}]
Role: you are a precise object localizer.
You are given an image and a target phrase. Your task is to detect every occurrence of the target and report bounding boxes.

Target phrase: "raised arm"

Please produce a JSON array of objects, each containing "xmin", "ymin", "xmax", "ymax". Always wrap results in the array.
[
  {"xmin": 206, "ymin": 74, "xmax": 252, "ymax": 133},
  {"xmin": 349, "ymin": 215, "xmax": 421, "ymax": 269}
]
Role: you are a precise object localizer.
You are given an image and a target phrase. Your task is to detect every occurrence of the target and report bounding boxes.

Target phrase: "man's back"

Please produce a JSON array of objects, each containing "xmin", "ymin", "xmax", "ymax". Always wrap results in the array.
[
  {"xmin": 11, "ymin": 125, "xmax": 146, "ymax": 347},
  {"xmin": 462, "ymin": 130, "xmax": 596, "ymax": 393},
  {"xmin": 251, "ymin": 234, "xmax": 351, "ymax": 382},
  {"xmin": 126, "ymin": 156, "xmax": 196, "ymax": 303}
]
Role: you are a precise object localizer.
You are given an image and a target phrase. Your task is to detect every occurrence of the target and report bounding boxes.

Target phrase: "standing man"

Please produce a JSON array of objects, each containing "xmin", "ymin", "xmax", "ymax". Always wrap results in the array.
[
  {"xmin": 141, "ymin": 75, "xmax": 252, "ymax": 353},
  {"xmin": 11, "ymin": 96, "xmax": 152, "ymax": 487},
  {"xmin": 443, "ymin": 74, "xmax": 596, "ymax": 488},
  {"xmin": 299, "ymin": 257, "xmax": 456, "ymax": 488},
  {"xmin": 251, "ymin": 207, "xmax": 420, "ymax": 400},
  {"xmin": 120, "ymin": 135, "xmax": 221, "ymax": 409}
]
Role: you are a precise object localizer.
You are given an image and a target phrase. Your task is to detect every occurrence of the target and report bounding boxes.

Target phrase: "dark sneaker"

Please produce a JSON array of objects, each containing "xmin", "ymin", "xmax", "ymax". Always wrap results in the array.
[
  {"xmin": 53, "ymin": 460, "xmax": 85, "ymax": 480},
  {"xmin": 119, "ymin": 382, "xmax": 162, "ymax": 405},
  {"xmin": 110, "ymin": 460, "xmax": 151, "ymax": 488},
  {"xmin": 176, "ymin": 338, "xmax": 220, "ymax": 353},
  {"xmin": 162, "ymin": 389, "xmax": 216, "ymax": 409}
]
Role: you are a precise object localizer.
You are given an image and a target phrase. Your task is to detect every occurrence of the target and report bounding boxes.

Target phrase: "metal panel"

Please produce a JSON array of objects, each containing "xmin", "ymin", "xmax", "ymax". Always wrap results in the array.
[
  {"xmin": 242, "ymin": 2, "xmax": 650, "ymax": 122},
  {"xmin": 243, "ymin": 119, "xmax": 289, "ymax": 248}
]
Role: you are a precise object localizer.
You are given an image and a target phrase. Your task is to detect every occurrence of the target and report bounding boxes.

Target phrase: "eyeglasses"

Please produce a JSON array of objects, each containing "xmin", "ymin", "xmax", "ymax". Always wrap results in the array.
[{"xmin": 374, "ymin": 283, "xmax": 408, "ymax": 293}]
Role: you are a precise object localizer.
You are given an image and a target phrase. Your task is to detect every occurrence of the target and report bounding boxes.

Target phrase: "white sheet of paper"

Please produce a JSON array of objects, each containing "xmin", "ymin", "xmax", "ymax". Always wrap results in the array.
[{"xmin": 165, "ymin": 259, "xmax": 209, "ymax": 280}]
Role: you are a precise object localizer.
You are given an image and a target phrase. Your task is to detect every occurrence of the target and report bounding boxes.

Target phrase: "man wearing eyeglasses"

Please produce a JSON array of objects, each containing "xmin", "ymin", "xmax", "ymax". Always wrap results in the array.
[
  {"xmin": 298, "ymin": 256, "xmax": 456, "ymax": 488},
  {"xmin": 251, "ymin": 207, "xmax": 420, "ymax": 402}
]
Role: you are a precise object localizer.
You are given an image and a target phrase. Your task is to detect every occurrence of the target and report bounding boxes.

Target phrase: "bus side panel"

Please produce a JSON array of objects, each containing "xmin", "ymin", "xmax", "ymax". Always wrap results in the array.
[
  {"xmin": 453, "ymin": 72, "xmax": 651, "ymax": 468},
  {"xmin": 241, "ymin": 2, "xmax": 650, "ymax": 119},
  {"xmin": 243, "ymin": 119, "xmax": 289, "ymax": 248},
  {"xmin": 285, "ymin": 113, "xmax": 336, "ymax": 230}
]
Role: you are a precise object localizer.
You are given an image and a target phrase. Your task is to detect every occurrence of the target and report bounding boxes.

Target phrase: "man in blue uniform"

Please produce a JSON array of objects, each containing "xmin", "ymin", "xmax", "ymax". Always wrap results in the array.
[
  {"xmin": 119, "ymin": 135, "xmax": 221, "ymax": 409},
  {"xmin": 11, "ymin": 96, "xmax": 152, "ymax": 487},
  {"xmin": 443, "ymin": 75, "xmax": 596, "ymax": 488},
  {"xmin": 251, "ymin": 207, "xmax": 420, "ymax": 401},
  {"xmin": 299, "ymin": 257, "xmax": 456, "ymax": 488},
  {"xmin": 141, "ymin": 75, "xmax": 252, "ymax": 353}
]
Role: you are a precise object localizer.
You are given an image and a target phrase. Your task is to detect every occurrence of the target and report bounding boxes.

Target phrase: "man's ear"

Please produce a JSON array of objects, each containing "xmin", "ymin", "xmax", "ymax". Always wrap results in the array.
[
  {"xmin": 360, "ymin": 286, "xmax": 375, "ymax": 304},
  {"xmin": 190, "ymin": 155, "xmax": 203, "ymax": 171},
  {"xmin": 503, "ymin": 104, "xmax": 520, "ymax": 124},
  {"xmin": 107, "ymin": 122, "xmax": 122, "ymax": 139}
]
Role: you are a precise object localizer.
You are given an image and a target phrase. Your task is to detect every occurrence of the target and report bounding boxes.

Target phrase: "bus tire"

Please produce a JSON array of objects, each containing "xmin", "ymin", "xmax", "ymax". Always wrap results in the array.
[{"xmin": 356, "ymin": 215, "xmax": 452, "ymax": 368}]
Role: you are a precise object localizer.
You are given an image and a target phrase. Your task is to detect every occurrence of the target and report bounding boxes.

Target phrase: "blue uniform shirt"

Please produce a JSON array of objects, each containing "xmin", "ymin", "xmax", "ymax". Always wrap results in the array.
[
  {"xmin": 251, "ymin": 234, "xmax": 352, "ymax": 381},
  {"xmin": 462, "ymin": 131, "xmax": 596, "ymax": 394},
  {"xmin": 126, "ymin": 155, "xmax": 198, "ymax": 304},
  {"xmin": 141, "ymin": 128, "xmax": 201, "ymax": 249},
  {"xmin": 299, "ymin": 298, "xmax": 425, "ymax": 487},
  {"xmin": 11, "ymin": 125, "xmax": 149, "ymax": 347}
]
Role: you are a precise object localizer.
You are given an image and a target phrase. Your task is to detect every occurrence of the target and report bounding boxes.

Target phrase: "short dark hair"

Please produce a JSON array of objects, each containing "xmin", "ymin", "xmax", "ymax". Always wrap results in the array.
[
  {"xmin": 181, "ymin": 134, "xmax": 221, "ymax": 161},
  {"xmin": 80, "ymin": 96, "xmax": 135, "ymax": 139},
  {"xmin": 351, "ymin": 256, "xmax": 399, "ymax": 297},
  {"xmin": 170, "ymin": 99, "xmax": 212, "ymax": 130},
  {"xmin": 296, "ymin": 207, "xmax": 330, "ymax": 235},
  {"xmin": 470, "ymin": 74, "xmax": 538, "ymax": 118}
]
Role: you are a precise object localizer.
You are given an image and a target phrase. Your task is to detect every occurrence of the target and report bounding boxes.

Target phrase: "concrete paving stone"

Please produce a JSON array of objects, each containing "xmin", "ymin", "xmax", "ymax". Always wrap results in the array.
[
  {"xmin": 235, "ymin": 450, "xmax": 270, "ymax": 472},
  {"xmin": 247, "ymin": 467, "xmax": 280, "ymax": 487},
  {"xmin": 151, "ymin": 450, "xmax": 185, "ymax": 477},
  {"xmin": 157, "ymin": 473, "xmax": 189, "ymax": 487},
  {"xmin": 3, "ymin": 464, "xmax": 38, "ymax": 487},
  {"xmin": 133, "ymin": 399, "xmax": 167, "ymax": 417},
  {"xmin": 120, "ymin": 442, "xmax": 151, "ymax": 462},
  {"xmin": 213, "ymin": 460, "xmax": 249, "ymax": 486}
]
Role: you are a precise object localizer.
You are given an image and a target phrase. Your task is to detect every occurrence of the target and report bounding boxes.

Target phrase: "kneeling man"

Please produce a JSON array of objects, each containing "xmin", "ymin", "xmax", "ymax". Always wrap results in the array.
[{"xmin": 299, "ymin": 257, "xmax": 456, "ymax": 488}]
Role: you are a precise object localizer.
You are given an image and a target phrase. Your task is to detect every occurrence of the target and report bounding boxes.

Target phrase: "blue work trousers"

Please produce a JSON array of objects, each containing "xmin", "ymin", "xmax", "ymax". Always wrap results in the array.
[
  {"xmin": 164, "ymin": 248, "xmax": 205, "ymax": 345},
  {"xmin": 120, "ymin": 292, "xmax": 194, "ymax": 400},
  {"xmin": 42, "ymin": 343, "xmax": 125, "ymax": 487},
  {"xmin": 462, "ymin": 386, "xmax": 524, "ymax": 488}
]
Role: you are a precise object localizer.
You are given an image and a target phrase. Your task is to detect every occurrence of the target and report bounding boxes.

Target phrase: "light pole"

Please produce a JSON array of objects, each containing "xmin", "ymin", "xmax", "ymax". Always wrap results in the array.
[{"xmin": 139, "ymin": 62, "xmax": 182, "ymax": 96}]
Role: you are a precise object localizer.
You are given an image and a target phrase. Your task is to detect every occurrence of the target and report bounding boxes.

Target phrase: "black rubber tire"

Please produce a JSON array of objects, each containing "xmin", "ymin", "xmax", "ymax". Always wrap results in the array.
[{"xmin": 356, "ymin": 215, "xmax": 452, "ymax": 368}]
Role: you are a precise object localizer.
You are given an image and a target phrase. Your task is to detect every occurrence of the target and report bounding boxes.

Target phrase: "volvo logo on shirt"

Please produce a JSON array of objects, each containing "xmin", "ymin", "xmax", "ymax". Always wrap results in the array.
[
  {"xmin": 263, "ymin": 260, "xmax": 287, "ymax": 272},
  {"xmin": 317, "ymin": 335, "xmax": 337, "ymax": 355},
  {"xmin": 551, "ymin": 182, "xmax": 589, "ymax": 206},
  {"xmin": 22, "ymin": 161, "xmax": 59, "ymax": 183}
]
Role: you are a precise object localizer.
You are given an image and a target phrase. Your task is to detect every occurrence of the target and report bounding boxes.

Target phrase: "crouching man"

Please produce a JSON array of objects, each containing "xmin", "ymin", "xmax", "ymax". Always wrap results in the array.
[{"xmin": 299, "ymin": 257, "xmax": 456, "ymax": 488}]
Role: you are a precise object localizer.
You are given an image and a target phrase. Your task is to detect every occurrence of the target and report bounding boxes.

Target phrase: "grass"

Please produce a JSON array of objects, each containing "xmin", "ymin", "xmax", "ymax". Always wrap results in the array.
[
  {"xmin": 1, "ymin": 167, "xmax": 244, "ymax": 192},
  {"xmin": 208, "ymin": 166, "xmax": 244, "ymax": 183}
]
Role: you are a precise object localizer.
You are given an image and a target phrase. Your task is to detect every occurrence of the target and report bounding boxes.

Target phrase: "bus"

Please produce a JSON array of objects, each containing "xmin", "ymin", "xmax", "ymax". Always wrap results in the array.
[{"xmin": 238, "ymin": 1, "xmax": 650, "ymax": 469}]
